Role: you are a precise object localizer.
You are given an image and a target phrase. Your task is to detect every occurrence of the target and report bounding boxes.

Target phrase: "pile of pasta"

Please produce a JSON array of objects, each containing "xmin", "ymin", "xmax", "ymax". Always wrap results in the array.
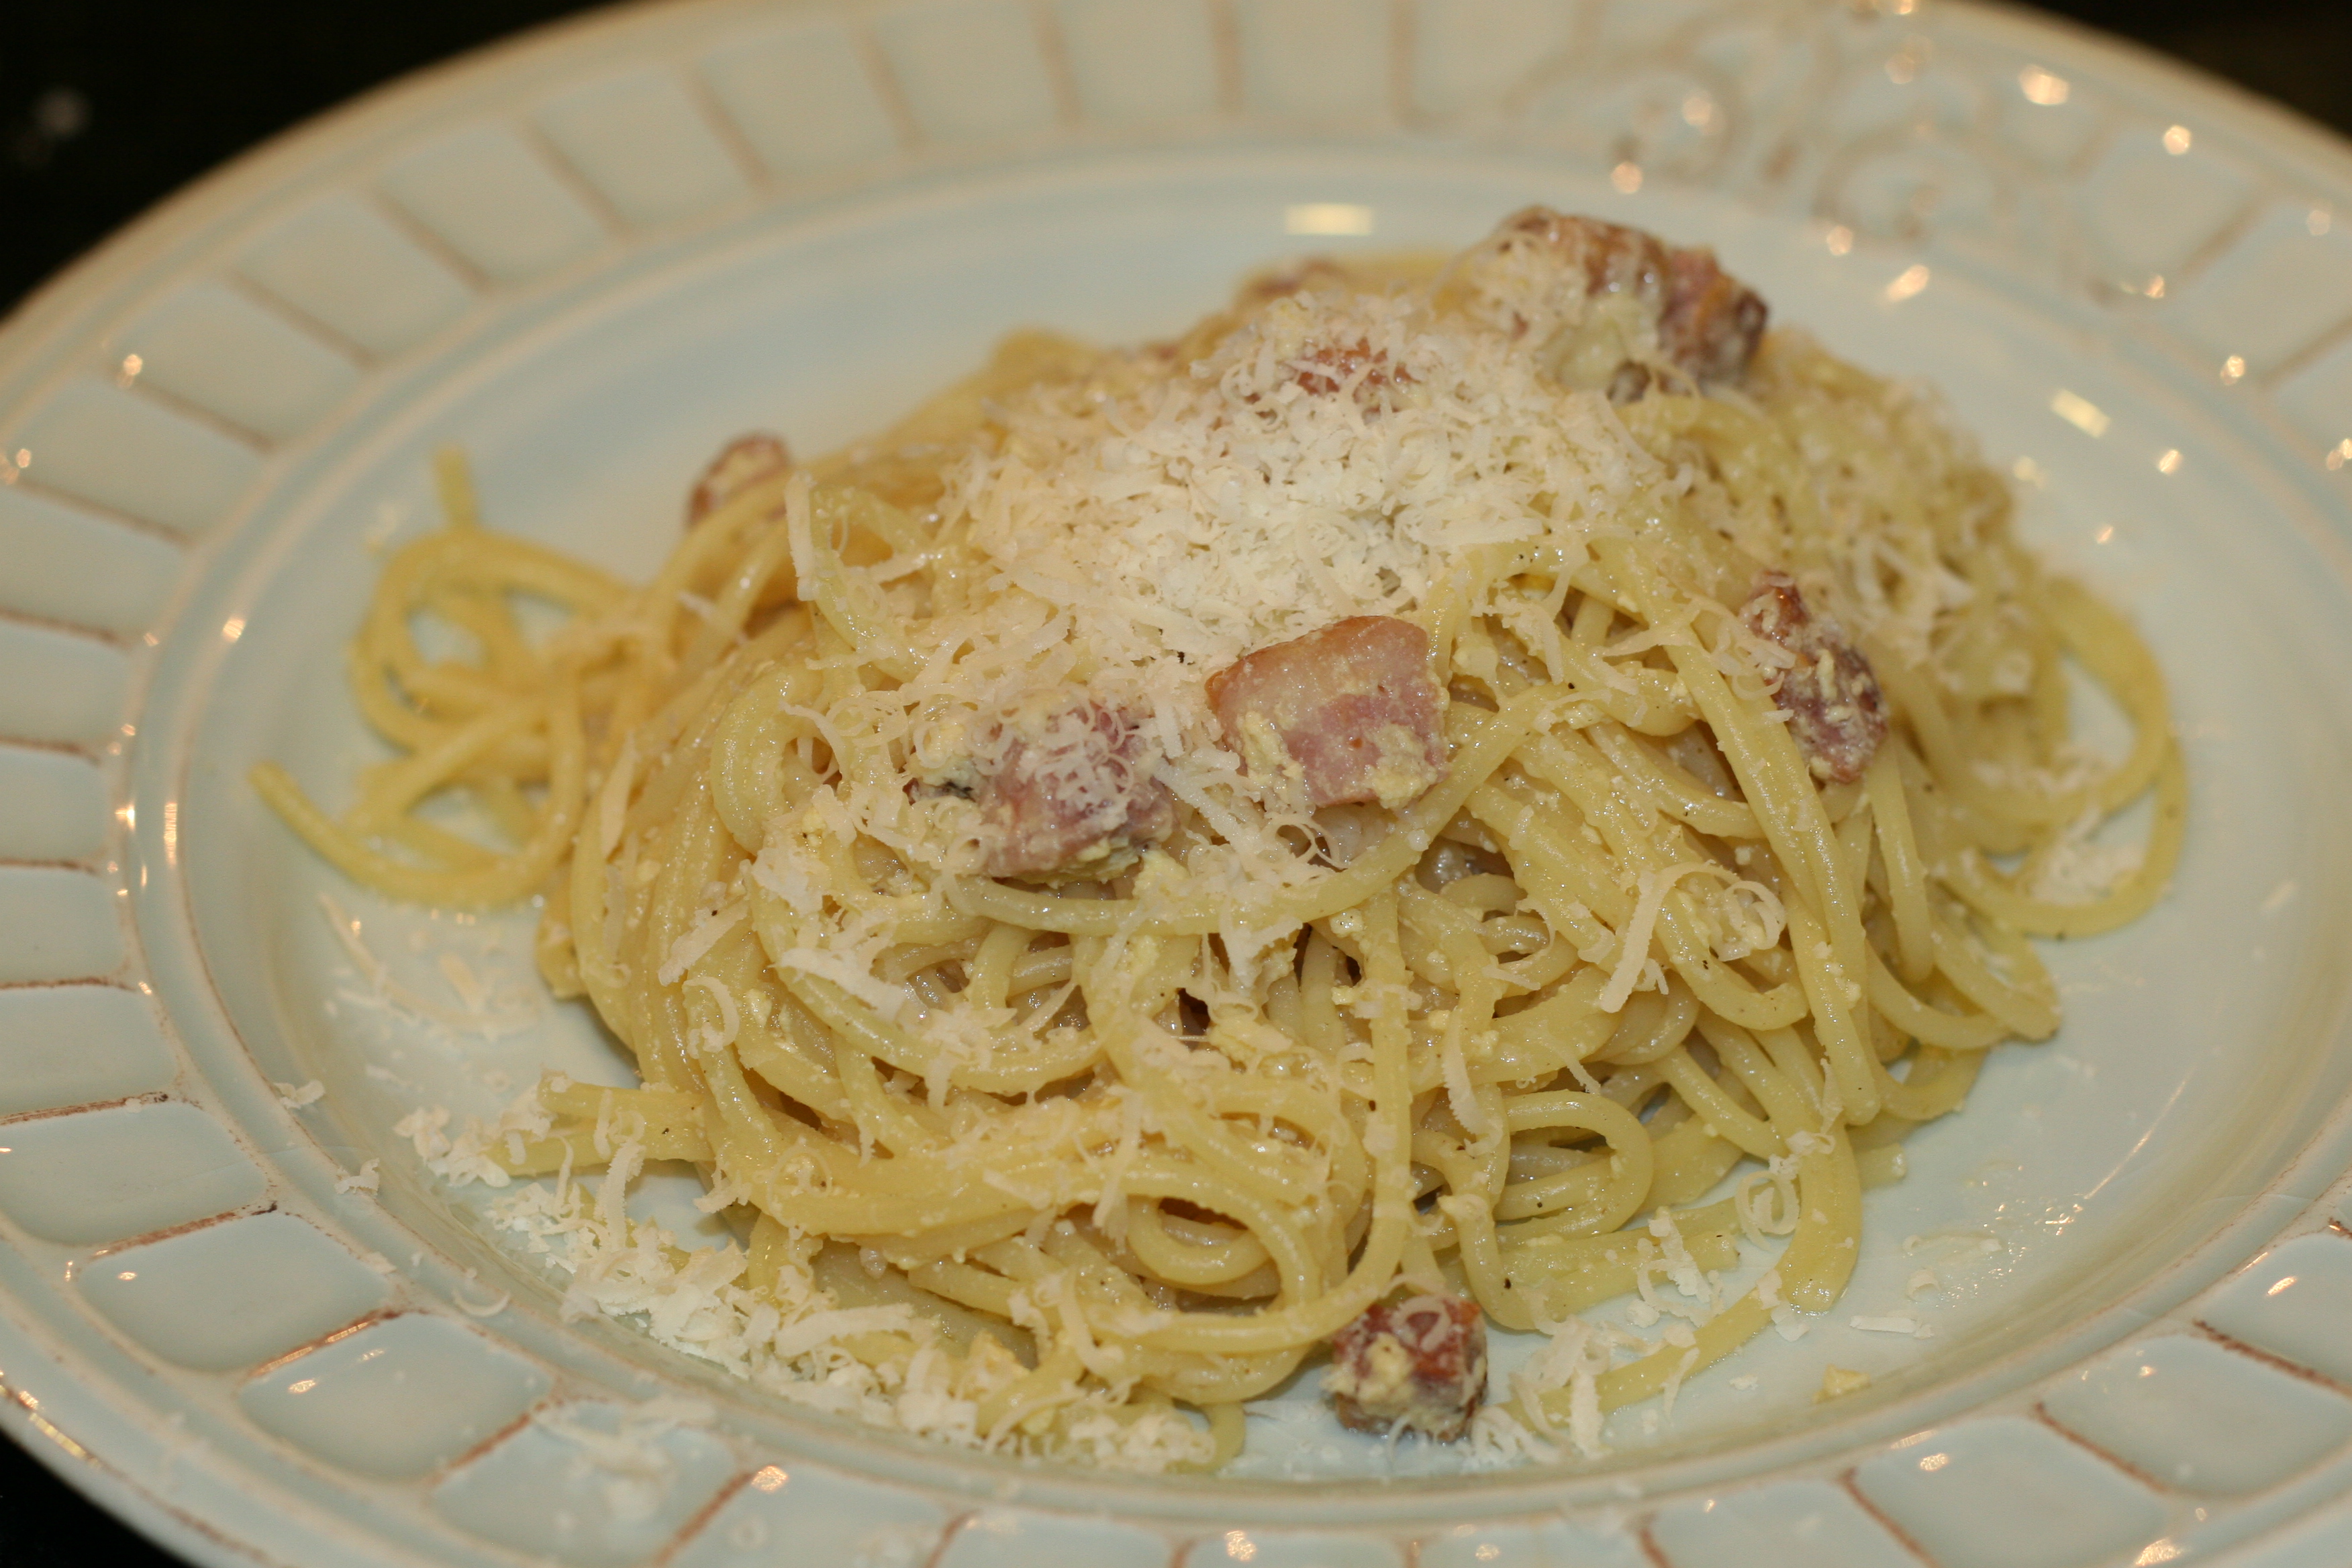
[{"xmin": 258, "ymin": 219, "xmax": 2183, "ymax": 1470}]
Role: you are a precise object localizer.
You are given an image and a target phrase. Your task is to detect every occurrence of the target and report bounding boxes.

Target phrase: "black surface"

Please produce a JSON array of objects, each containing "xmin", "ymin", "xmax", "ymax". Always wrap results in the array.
[{"xmin": 1, "ymin": 4, "xmax": 2345, "ymax": 1566}]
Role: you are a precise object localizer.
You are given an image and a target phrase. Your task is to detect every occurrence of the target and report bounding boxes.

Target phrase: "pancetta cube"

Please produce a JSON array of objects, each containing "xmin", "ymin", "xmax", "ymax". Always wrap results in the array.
[
  {"xmin": 1473, "ymin": 208, "xmax": 1769, "ymax": 397},
  {"xmin": 1206, "ymin": 617, "xmax": 1447, "ymax": 810},
  {"xmin": 1324, "ymin": 1293, "xmax": 1488, "ymax": 1441},
  {"xmin": 975, "ymin": 701, "xmax": 1175, "ymax": 878},
  {"xmin": 1660, "ymin": 244, "xmax": 1770, "ymax": 387},
  {"xmin": 1288, "ymin": 338, "xmax": 1411, "ymax": 402},
  {"xmin": 687, "ymin": 433, "xmax": 791, "ymax": 525},
  {"xmin": 1740, "ymin": 571, "xmax": 1888, "ymax": 784}
]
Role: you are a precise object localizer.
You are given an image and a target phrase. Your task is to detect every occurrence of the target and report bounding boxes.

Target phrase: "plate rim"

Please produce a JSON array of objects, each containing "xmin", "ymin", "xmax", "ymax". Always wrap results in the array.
[{"xmin": 9, "ymin": 2, "xmax": 2352, "ymax": 1565}]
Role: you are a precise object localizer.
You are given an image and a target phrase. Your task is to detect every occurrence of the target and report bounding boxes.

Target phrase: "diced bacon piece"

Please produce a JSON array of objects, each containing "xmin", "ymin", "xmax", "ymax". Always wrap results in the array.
[
  {"xmin": 1289, "ymin": 338, "xmax": 1411, "ymax": 399},
  {"xmin": 1242, "ymin": 256, "xmax": 1352, "ymax": 306},
  {"xmin": 1661, "ymin": 246, "xmax": 1769, "ymax": 386},
  {"xmin": 687, "ymin": 433, "xmax": 791, "ymax": 525},
  {"xmin": 975, "ymin": 702, "xmax": 1175, "ymax": 878},
  {"xmin": 1324, "ymin": 1293, "xmax": 1488, "ymax": 1441},
  {"xmin": 1206, "ymin": 617, "xmax": 1447, "ymax": 810},
  {"xmin": 1505, "ymin": 208, "xmax": 1672, "ymax": 303},
  {"xmin": 1483, "ymin": 208, "xmax": 1769, "ymax": 393},
  {"xmin": 1741, "ymin": 572, "xmax": 1888, "ymax": 784}
]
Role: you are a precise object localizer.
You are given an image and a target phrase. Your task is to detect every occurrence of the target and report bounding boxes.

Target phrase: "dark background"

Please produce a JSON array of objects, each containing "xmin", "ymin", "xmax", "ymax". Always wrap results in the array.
[{"xmin": 1, "ymin": 2, "xmax": 2345, "ymax": 1564}]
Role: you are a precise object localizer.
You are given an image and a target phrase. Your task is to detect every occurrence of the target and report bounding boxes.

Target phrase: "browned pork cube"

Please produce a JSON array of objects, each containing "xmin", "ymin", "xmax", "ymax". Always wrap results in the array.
[
  {"xmin": 1289, "ymin": 338, "xmax": 1411, "ymax": 401},
  {"xmin": 1324, "ymin": 1293, "xmax": 1489, "ymax": 1440},
  {"xmin": 1484, "ymin": 208, "xmax": 1769, "ymax": 396},
  {"xmin": 1740, "ymin": 571, "xmax": 1888, "ymax": 784},
  {"xmin": 1242, "ymin": 256, "xmax": 1352, "ymax": 305},
  {"xmin": 1661, "ymin": 244, "xmax": 1771, "ymax": 386},
  {"xmin": 976, "ymin": 701, "xmax": 1175, "ymax": 878},
  {"xmin": 1206, "ymin": 617, "xmax": 1447, "ymax": 811},
  {"xmin": 687, "ymin": 432, "xmax": 791, "ymax": 525}
]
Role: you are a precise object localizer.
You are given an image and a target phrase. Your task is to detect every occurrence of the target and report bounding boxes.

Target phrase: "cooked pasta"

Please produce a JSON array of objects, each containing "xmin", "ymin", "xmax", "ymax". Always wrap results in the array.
[{"xmin": 256, "ymin": 209, "xmax": 2182, "ymax": 1470}]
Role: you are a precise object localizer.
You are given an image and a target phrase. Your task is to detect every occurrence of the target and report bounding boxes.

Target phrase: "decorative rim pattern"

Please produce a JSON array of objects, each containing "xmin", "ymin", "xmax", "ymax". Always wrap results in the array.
[{"xmin": 7, "ymin": 3, "xmax": 2352, "ymax": 1565}]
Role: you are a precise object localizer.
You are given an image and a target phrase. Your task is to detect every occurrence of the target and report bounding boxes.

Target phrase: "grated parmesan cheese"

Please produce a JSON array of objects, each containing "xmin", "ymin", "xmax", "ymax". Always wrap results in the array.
[
  {"xmin": 2026, "ymin": 805, "xmax": 2145, "ymax": 904},
  {"xmin": 1598, "ymin": 863, "xmax": 1709, "ymax": 1012},
  {"xmin": 657, "ymin": 896, "xmax": 746, "ymax": 985},
  {"xmin": 473, "ymin": 1145, "xmax": 1213, "ymax": 1473},
  {"xmin": 1818, "ymin": 1365, "xmax": 1871, "ymax": 1402}
]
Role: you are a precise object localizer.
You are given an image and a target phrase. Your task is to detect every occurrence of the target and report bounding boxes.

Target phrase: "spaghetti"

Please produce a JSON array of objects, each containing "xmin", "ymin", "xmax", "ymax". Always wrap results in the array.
[{"xmin": 256, "ymin": 209, "xmax": 2184, "ymax": 1469}]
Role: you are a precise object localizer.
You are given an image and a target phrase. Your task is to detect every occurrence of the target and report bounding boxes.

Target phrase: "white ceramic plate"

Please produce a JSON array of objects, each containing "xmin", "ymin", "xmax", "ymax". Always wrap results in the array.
[{"xmin": 10, "ymin": 1, "xmax": 2352, "ymax": 1563}]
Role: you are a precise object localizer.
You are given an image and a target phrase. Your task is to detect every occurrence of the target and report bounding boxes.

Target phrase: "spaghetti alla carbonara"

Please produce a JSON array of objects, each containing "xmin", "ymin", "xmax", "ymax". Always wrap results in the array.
[{"xmin": 257, "ymin": 209, "xmax": 2184, "ymax": 1471}]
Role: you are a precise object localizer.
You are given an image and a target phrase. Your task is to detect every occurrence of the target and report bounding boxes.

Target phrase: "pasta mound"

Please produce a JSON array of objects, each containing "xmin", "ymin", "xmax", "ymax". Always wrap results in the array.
[{"xmin": 258, "ymin": 209, "xmax": 2183, "ymax": 1471}]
